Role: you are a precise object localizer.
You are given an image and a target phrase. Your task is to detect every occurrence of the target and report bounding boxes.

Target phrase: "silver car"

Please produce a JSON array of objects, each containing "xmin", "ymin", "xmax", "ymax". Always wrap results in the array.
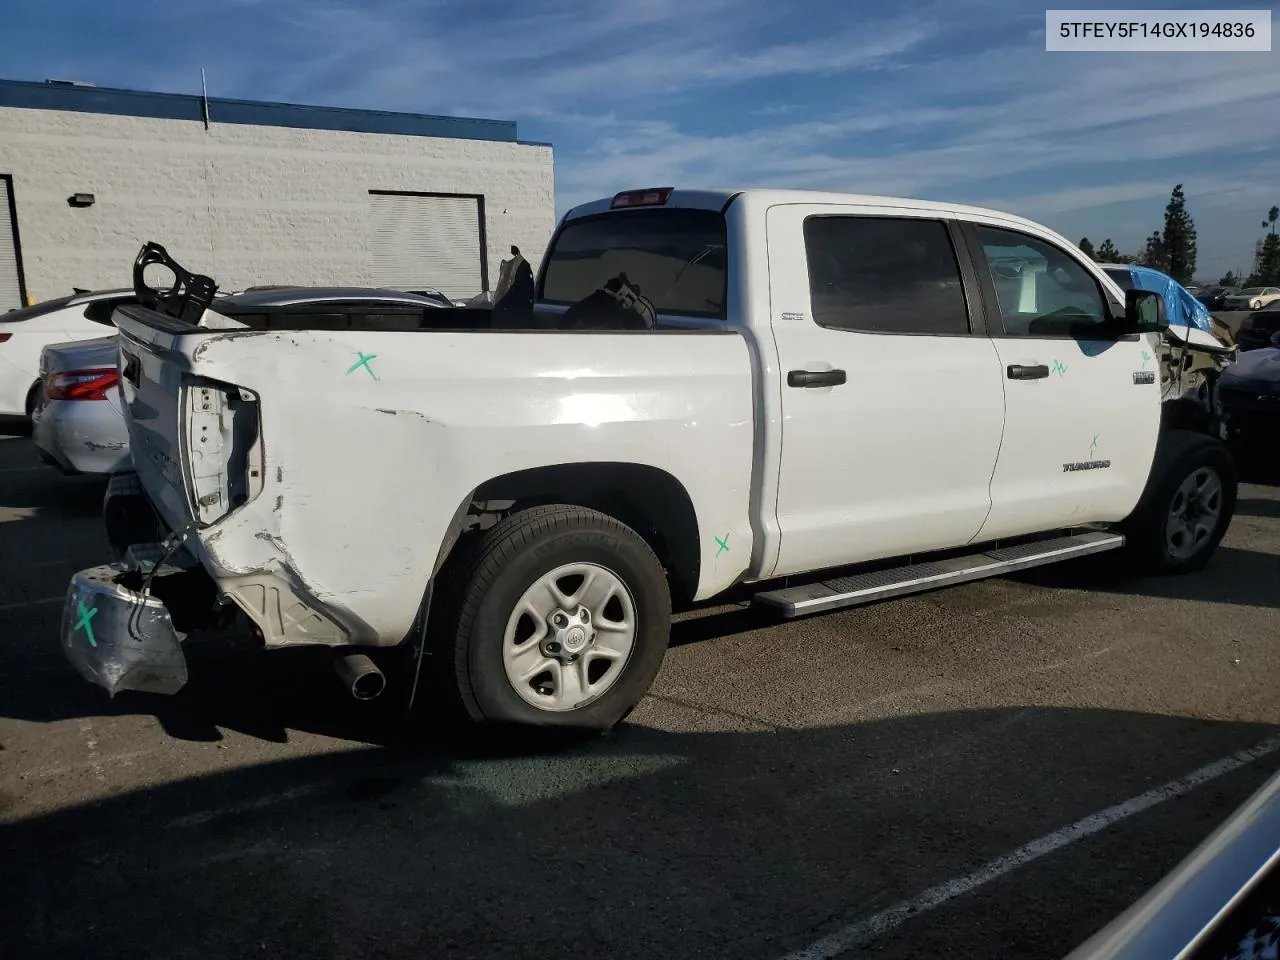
[
  {"xmin": 33, "ymin": 286, "xmax": 452, "ymax": 475},
  {"xmin": 32, "ymin": 334, "xmax": 130, "ymax": 474}
]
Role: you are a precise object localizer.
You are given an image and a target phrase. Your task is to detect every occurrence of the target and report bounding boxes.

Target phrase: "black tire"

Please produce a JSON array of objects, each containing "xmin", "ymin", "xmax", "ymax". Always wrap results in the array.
[
  {"xmin": 25, "ymin": 381, "xmax": 42, "ymax": 418},
  {"xmin": 1120, "ymin": 430, "xmax": 1237, "ymax": 574},
  {"xmin": 432, "ymin": 504, "xmax": 671, "ymax": 731}
]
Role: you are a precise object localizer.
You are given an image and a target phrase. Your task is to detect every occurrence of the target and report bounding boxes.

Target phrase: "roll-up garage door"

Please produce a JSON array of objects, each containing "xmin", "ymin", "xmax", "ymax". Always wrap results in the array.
[
  {"xmin": 368, "ymin": 191, "xmax": 485, "ymax": 302},
  {"xmin": 0, "ymin": 177, "xmax": 24, "ymax": 312}
]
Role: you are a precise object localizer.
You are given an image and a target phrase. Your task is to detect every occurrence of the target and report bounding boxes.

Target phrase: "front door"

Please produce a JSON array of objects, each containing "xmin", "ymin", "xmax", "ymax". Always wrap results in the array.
[
  {"xmin": 765, "ymin": 203, "xmax": 1007, "ymax": 578},
  {"xmin": 959, "ymin": 219, "xmax": 1161, "ymax": 539}
]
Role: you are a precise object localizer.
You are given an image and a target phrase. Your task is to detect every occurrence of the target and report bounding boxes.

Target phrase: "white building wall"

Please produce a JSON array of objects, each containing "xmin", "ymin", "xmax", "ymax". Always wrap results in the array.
[{"xmin": 0, "ymin": 106, "xmax": 555, "ymax": 301}]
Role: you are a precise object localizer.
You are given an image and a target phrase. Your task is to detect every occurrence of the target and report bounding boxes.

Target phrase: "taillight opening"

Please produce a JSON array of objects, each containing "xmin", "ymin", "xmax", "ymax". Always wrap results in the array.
[
  {"xmin": 45, "ymin": 368, "xmax": 120, "ymax": 401},
  {"xmin": 0, "ymin": 333, "xmax": 12, "ymax": 343},
  {"xmin": 610, "ymin": 187, "xmax": 673, "ymax": 209}
]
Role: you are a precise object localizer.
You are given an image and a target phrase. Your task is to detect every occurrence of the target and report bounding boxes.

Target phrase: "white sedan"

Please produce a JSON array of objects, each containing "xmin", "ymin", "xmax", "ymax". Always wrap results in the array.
[
  {"xmin": 32, "ymin": 334, "xmax": 129, "ymax": 475},
  {"xmin": 1224, "ymin": 286, "xmax": 1280, "ymax": 310},
  {"xmin": 33, "ymin": 286, "xmax": 453, "ymax": 474},
  {"xmin": 0, "ymin": 289, "xmax": 136, "ymax": 418}
]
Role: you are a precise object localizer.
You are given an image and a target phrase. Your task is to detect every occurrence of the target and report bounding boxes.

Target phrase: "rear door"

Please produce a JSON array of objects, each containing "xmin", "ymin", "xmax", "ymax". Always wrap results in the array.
[
  {"xmin": 765, "ymin": 203, "xmax": 1007, "ymax": 577},
  {"xmin": 959, "ymin": 219, "xmax": 1160, "ymax": 538}
]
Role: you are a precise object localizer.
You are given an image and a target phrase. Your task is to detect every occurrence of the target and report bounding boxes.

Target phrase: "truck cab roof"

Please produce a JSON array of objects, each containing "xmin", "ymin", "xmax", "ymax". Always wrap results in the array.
[{"xmin": 563, "ymin": 187, "xmax": 1054, "ymax": 236}]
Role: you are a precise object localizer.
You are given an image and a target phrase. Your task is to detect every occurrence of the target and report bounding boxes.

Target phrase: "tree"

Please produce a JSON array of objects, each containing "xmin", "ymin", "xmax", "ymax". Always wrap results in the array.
[
  {"xmin": 1250, "ymin": 232, "xmax": 1280, "ymax": 286},
  {"xmin": 1141, "ymin": 230, "xmax": 1168, "ymax": 271},
  {"xmin": 1160, "ymin": 184, "xmax": 1197, "ymax": 284},
  {"xmin": 1220, "ymin": 270, "xmax": 1238, "ymax": 287},
  {"xmin": 1095, "ymin": 238, "xmax": 1120, "ymax": 262},
  {"xmin": 1078, "ymin": 237, "xmax": 1096, "ymax": 259},
  {"xmin": 1264, "ymin": 206, "xmax": 1279, "ymax": 235}
]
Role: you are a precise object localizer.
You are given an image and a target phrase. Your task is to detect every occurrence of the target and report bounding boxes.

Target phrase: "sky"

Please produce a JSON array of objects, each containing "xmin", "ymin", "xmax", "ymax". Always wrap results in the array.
[{"xmin": 4, "ymin": 0, "xmax": 1279, "ymax": 280}]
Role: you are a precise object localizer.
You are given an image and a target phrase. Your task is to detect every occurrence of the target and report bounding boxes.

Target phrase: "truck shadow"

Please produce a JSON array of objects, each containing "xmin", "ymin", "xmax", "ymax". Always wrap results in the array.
[
  {"xmin": 2, "ymin": 706, "xmax": 1277, "ymax": 960},
  {"xmin": 1011, "ymin": 545, "xmax": 1280, "ymax": 611}
]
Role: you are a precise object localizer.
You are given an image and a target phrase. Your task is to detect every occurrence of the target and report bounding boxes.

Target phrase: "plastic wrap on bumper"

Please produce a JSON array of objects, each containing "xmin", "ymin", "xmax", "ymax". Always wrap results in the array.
[{"xmin": 60, "ymin": 564, "xmax": 188, "ymax": 697}]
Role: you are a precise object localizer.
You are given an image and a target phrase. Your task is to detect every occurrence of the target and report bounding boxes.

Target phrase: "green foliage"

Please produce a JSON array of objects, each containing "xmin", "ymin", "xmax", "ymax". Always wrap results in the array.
[
  {"xmin": 1160, "ymin": 184, "xmax": 1197, "ymax": 285},
  {"xmin": 1095, "ymin": 238, "xmax": 1120, "ymax": 262},
  {"xmin": 1141, "ymin": 230, "xmax": 1168, "ymax": 272},
  {"xmin": 1248, "ymin": 232, "xmax": 1280, "ymax": 286},
  {"xmin": 1078, "ymin": 237, "xmax": 1096, "ymax": 259}
]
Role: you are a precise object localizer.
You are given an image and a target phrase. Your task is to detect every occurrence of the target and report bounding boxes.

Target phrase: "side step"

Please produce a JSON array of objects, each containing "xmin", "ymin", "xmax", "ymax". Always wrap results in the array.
[{"xmin": 753, "ymin": 531, "xmax": 1125, "ymax": 618}]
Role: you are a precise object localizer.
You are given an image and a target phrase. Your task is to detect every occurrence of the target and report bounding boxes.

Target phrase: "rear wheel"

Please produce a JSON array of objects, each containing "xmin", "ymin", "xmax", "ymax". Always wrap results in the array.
[
  {"xmin": 1120, "ymin": 430, "xmax": 1237, "ymax": 574},
  {"xmin": 434, "ymin": 505, "xmax": 671, "ymax": 731}
]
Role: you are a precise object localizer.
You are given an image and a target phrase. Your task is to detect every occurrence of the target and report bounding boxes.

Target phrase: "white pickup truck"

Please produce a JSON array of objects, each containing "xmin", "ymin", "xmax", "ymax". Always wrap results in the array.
[{"xmin": 62, "ymin": 187, "xmax": 1238, "ymax": 732}]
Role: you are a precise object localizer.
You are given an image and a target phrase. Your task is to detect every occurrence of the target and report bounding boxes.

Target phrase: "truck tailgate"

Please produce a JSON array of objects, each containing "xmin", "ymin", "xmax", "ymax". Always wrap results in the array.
[{"xmin": 115, "ymin": 303, "xmax": 263, "ymax": 538}]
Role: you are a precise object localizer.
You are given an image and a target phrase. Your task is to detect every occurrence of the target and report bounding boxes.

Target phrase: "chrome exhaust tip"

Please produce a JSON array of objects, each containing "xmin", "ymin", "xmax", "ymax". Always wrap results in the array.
[{"xmin": 333, "ymin": 652, "xmax": 386, "ymax": 701}]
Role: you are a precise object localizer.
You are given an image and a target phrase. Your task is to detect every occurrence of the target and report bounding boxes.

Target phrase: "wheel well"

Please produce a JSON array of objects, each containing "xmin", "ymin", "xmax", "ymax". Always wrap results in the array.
[
  {"xmin": 1160, "ymin": 396, "xmax": 1212, "ymax": 435},
  {"xmin": 466, "ymin": 463, "xmax": 702, "ymax": 603}
]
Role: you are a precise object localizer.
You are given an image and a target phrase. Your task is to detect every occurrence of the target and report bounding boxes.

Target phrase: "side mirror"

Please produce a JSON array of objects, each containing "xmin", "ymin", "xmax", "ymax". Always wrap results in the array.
[
  {"xmin": 1270, "ymin": 330, "xmax": 1280, "ymax": 349},
  {"xmin": 1124, "ymin": 289, "xmax": 1168, "ymax": 334}
]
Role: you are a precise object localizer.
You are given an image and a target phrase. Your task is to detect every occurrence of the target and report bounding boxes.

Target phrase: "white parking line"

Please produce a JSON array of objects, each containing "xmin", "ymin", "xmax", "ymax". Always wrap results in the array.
[
  {"xmin": 166, "ymin": 783, "xmax": 323, "ymax": 829},
  {"xmin": 780, "ymin": 735, "xmax": 1280, "ymax": 960},
  {"xmin": 0, "ymin": 596, "xmax": 63, "ymax": 613}
]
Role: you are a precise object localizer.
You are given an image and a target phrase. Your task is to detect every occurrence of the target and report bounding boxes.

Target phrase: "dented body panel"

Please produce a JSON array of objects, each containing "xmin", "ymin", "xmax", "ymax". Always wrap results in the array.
[{"xmin": 114, "ymin": 307, "xmax": 756, "ymax": 648}]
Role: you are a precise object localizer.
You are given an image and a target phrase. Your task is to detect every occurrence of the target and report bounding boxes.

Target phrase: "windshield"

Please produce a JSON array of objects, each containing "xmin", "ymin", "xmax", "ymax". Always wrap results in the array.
[{"xmin": 539, "ymin": 209, "xmax": 727, "ymax": 320}]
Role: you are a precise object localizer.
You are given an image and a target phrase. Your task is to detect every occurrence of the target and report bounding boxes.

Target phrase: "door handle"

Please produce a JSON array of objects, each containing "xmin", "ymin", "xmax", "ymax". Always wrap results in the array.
[
  {"xmin": 787, "ymin": 369, "xmax": 847, "ymax": 388},
  {"xmin": 1007, "ymin": 364, "xmax": 1049, "ymax": 380}
]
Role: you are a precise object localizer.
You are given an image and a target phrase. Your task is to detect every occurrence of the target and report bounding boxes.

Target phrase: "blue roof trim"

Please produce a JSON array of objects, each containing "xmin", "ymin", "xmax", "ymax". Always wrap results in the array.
[{"xmin": 0, "ymin": 78, "xmax": 519, "ymax": 143}]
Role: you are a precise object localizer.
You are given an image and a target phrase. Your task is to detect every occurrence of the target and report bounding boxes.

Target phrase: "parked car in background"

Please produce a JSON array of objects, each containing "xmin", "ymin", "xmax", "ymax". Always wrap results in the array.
[
  {"xmin": 1065, "ymin": 767, "xmax": 1280, "ymax": 960},
  {"xmin": 1218, "ymin": 341, "xmax": 1280, "ymax": 451},
  {"xmin": 1224, "ymin": 286, "xmax": 1280, "ymax": 311},
  {"xmin": 1197, "ymin": 286, "xmax": 1241, "ymax": 311},
  {"xmin": 1235, "ymin": 302, "xmax": 1280, "ymax": 352},
  {"xmin": 33, "ymin": 286, "xmax": 452, "ymax": 475},
  {"xmin": 0, "ymin": 289, "xmax": 136, "ymax": 418},
  {"xmin": 32, "ymin": 335, "xmax": 130, "ymax": 474}
]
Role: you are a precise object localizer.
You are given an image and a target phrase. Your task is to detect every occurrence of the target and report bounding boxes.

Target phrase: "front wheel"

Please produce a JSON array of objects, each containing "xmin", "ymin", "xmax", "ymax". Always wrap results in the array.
[
  {"xmin": 1120, "ymin": 430, "xmax": 1237, "ymax": 574},
  {"xmin": 434, "ymin": 505, "xmax": 672, "ymax": 731}
]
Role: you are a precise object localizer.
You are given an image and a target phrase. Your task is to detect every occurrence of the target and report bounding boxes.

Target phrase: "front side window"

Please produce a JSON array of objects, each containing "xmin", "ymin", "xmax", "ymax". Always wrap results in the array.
[
  {"xmin": 802, "ymin": 215, "xmax": 970, "ymax": 335},
  {"xmin": 976, "ymin": 225, "xmax": 1110, "ymax": 338}
]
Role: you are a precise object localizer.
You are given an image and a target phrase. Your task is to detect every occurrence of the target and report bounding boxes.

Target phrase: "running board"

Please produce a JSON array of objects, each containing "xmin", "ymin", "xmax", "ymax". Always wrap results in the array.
[{"xmin": 753, "ymin": 531, "xmax": 1125, "ymax": 618}]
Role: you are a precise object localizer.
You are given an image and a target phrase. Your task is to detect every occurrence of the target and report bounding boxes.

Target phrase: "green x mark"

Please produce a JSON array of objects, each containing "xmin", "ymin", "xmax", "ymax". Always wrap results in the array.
[
  {"xmin": 1141, "ymin": 350, "xmax": 1152, "ymax": 369},
  {"xmin": 1089, "ymin": 434, "xmax": 1099, "ymax": 457},
  {"xmin": 347, "ymin": 352, "xmax": 379, "ymax": 380},
  {"xmin": 715, "ymin": 534, "xmax": 730, "ymax": 556},
  {"xmin": 1051, "ymin": 360, "xmax": 1068, "ymax": 377},
  {"xmin": 74, "ymin": 600, "xmax": 99, "ymax": 648}
]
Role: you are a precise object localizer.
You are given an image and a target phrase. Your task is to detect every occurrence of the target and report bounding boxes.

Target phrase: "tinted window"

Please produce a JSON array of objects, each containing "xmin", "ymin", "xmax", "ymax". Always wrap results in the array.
[
  {"xmin": 976, "ymin": 226, "xmax": 1110, "ymax": 338},
  {"xmin": 802, "ymin": 216, "xmax": 970, "ymax": 334},
  {"xmin": 1103, "ymin": 268, "xmax": 1134, "ymax": 291},
  {"xmin": 540, "ymin": 209, "xmax": 727, "ymax": 319},
  {"xmin": 84, "ymin": 297, "xmax": 135, "ymax": 325}
]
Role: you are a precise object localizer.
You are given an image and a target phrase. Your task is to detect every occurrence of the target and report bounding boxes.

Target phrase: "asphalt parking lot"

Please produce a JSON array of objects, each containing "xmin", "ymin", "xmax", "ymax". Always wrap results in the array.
[{"xmin": 2, "ymin": 430, "xmax": 1279, "ymax": 960}]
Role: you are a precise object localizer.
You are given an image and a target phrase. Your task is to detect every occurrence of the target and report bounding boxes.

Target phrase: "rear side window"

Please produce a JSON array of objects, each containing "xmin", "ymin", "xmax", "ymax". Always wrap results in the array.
[
  {"xmin": 802, "ymin": 216, "xmax": 970, "ymax": 335},
  {"xmin": 539, "ymin": 209, "xmax": 727, "ymax": 320}
]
